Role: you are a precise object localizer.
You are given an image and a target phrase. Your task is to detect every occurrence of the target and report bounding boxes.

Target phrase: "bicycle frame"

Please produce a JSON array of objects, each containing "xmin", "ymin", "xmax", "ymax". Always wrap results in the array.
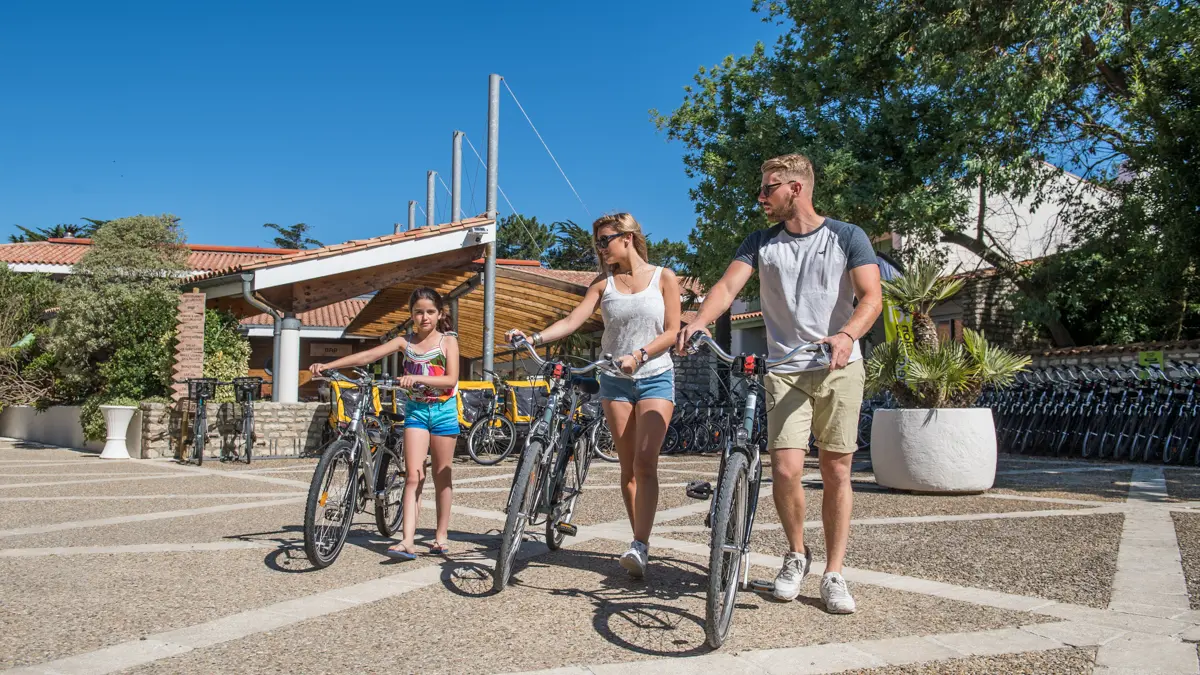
[
  {"xmin": 315, "ymin": 370, "xmax": 399, "ymax": 513},
  {"xmin": 690, "ymin": 333, "xmax": 831, "ymax": 590}
]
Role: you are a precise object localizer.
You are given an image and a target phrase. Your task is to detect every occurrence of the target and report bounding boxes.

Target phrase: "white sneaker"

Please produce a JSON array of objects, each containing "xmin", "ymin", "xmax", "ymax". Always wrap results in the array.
[
  {"xmin": 772, "ymin": 546, "xmax": 812, "ymax": 601},
  {"xmin": 821, "ymin": 572, "xmax": 857, "ymax": 614},
  {"xmin": 619, "ymin": 540, "xmax": 648, "ymax": 578}
]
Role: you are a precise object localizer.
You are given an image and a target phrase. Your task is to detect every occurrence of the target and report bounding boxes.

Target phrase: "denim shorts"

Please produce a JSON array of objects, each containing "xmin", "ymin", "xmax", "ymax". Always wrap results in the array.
[
  {"xmin": 598, "ymin": 369, "xmax": 675, "ymax": 404},
  {"xmin": 404, "ymin": 398, "xmax": 459, "ymax": 436}
]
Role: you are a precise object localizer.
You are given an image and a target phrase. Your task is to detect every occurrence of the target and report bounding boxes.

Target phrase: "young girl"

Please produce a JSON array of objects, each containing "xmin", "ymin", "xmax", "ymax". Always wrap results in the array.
[
  {"xmin": 309, "ymin": 287, "xmax": 460, "ymax": 560},
  {"xmin": 507, "ymin": 213, "xmax": 680, "ymax": 578}
]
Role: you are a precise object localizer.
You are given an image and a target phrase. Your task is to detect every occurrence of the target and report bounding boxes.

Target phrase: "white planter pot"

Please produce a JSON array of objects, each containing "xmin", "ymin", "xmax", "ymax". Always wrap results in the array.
[
  {"xmin": 870, "ymin": 408, "xmax": 997, "ymax": 493},
  {"xmin": 98, "ymin": 405, "xmax": 138, "ymax": 460}
]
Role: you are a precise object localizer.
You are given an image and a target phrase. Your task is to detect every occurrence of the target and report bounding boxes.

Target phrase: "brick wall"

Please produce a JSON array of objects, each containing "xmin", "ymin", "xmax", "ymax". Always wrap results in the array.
[
  {"xmin": 139, "ymin": 401, "xmax": 329, "ymax": 459},
  {"xmin": 171, "ymin": 291, "xmax": 206, "ymax": 401},
  {"xmin": 673, "ymin": 352, "xmax": 720, "ymax": 399},
  {"xmin": 954, "ymin": 274, "xmax": 1043, "ymax": 350}
]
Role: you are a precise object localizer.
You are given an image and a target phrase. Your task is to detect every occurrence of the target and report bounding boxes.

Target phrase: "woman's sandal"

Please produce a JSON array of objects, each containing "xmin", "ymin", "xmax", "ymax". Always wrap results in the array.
[
  {"xmin": 429, "ymin": 541, "xmax": 450, "ymax": 555},
  {"xmin": 385, "ymin": 543, "xmax": 417, "ymax": 561}
]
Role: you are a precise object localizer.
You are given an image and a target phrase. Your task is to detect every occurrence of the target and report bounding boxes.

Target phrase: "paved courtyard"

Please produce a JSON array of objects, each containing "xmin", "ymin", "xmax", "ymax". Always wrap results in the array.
[{"xmin": 3, "ymin": 439, "xmax": 1200, "ymax": 674}]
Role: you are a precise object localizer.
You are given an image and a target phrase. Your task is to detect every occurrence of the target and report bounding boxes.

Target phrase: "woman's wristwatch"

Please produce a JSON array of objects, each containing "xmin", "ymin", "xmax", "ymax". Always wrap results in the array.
[{"xmin": 637, "ymin": 348, "xmax": 650, "ymax": 367}]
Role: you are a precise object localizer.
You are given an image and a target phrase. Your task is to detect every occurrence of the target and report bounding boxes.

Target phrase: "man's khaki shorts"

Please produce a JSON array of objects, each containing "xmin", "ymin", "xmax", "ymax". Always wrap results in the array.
[{"xmin": 764, "ymin": 359, "xmax": 865, "ymax": 454}]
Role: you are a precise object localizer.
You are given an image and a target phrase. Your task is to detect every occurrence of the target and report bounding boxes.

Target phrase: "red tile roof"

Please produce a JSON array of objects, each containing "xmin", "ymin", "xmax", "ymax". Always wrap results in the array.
[
  {"xmin": 240, "ymin": 298, "xmax": 368, "ymax": 328},
  {"xmin": 1027, "ymin": 339, "xmax": 1200, "ymax": 358},
  {"xmin": 731, "ymin": 311, "xmax": 763, "ymax": 322},
  {"xmin": 0, "ymin": 238, "xmax": 295, "ymax": 271},
  {"xmin": 496, "ymin": 261, "xmax": 705, "ymax": 293},
  {"xmin": 186, "ymin": 217, "xmax": 493, "ymax": 283}
]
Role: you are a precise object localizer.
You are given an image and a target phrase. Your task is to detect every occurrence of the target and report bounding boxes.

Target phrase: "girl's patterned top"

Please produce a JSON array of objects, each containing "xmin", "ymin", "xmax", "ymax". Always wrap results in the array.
[{"xmin": 403, "ymin": 331, "xmax": 457, "ymax": 403}]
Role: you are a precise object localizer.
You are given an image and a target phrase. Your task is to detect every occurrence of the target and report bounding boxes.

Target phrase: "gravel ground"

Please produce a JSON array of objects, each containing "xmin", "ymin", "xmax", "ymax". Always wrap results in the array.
[
  {"xmin": 1173, "ymin": 512, "xmax": 1200, "ymax": 609},
  {"xmin": 669, "ymin": 487, "xmax": 1086, "ymax": 530},
  {"xmin": 990, "ymin": 470, "xmax": 1132, "ymax": 502},
  {"xmin": 0, "ymin": 499, "xmax": 503, "ymax": 551},
  {"xmin": 841, "ymin": 647, "xmax": 1097, "ymax": 674},
  {"xmin": 0, "ymin": 538, "xmax": 488, "ymax": 669},
  {"xmin": 668, "ymin": 512, "xmax": 1123, "ymax": 608},
  {"xmin": 0, "ymin": 474, "xmax": 304, "ymax": 499},
  {"xmin": 450, "ymin": 479, "xmax": 699, "ymax": 527},
  {"xmin": 124, "ymin": 539, "xmax": 1051, "ymax": 675},
  {"xmin": 0, "ymin": 497, "xmax": 254, "ymax": 530},
  {"xmin": 1167, "ymin": 471, "xmax": 1200, "ymax": 501}
]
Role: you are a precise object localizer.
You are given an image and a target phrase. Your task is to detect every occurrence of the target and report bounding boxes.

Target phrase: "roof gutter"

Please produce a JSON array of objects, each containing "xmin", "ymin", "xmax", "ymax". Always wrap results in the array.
[{"xmin": 241, "ymin": 274, "xmax": 285, "ymax": 398}]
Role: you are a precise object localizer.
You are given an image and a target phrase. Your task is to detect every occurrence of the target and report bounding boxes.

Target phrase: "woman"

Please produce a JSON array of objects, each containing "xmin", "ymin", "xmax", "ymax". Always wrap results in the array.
[
  {"xmin": 507, "ymin": 212, "xmax": 680, "ymax": 578},
  {"xmin": 310, "ymin": 287, "xmax": 459, "ymax": 560}
]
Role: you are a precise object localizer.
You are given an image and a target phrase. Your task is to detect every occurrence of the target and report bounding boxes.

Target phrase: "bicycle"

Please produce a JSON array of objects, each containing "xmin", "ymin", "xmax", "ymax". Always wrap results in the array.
[
  {"xmin": 682, "ymin": 332, "xmax": 830, "ymax": 649},
  {"xmin": 466, "ymin": 369, "xmax": 519, "ymax": 465},
  {"xmin": 492, "ymin": 338, "xmax": 620, "ymax": 592},
  {"xmin": 181, "ymin": 378, "xmax": 220, "ymax": 465},
  {"xmin": 302, "ymin": 368, "xmax": 406, "ymax": 569},
  {"xmin": 224, "ymin": 377, "xmax": 263, "ymax": 464},
  {"xmin": 578, "ymin": 395, "xmax": 617, "ymax": 463}
]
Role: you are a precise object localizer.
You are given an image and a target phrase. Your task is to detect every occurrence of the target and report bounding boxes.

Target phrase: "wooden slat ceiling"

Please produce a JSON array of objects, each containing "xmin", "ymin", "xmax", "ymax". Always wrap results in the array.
[{"xmin": 347, "ymin": 265, "xmax": 604, "ymax": 360}]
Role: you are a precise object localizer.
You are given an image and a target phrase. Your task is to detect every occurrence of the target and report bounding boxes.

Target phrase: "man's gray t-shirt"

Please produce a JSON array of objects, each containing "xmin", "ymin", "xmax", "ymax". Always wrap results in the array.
[{"xmin": 734, "ymin": 218, "xmax": 878, "ymax": 373}]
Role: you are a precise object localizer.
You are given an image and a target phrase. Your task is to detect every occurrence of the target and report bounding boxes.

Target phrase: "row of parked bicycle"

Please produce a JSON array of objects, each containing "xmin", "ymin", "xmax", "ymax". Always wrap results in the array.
[{"xmin": 984, "ymin": 361, "xmax": 1200, "ymax": 464}]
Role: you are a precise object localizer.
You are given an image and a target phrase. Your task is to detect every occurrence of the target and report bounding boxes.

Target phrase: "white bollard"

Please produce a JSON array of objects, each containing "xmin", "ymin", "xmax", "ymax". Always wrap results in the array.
[{"xmin": 98, "ymin": 405, "xmax": 137, "ymax": 459}]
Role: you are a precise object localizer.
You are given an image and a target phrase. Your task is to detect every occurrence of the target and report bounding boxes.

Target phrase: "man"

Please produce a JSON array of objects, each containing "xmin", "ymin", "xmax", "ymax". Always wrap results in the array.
[{"xmin": 677, "ymin": 153, "xmax": 882, "ymax": 613}]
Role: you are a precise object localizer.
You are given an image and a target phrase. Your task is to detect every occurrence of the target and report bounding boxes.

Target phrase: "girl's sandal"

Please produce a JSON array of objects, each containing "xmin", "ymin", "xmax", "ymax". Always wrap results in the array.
[
  {"xmin": 385, "ymin": 543, "xmax": 417, "ymax": 561},
  {"xmin": 429, "ymin": 541, "xmax": 450, "ymax": 555}
]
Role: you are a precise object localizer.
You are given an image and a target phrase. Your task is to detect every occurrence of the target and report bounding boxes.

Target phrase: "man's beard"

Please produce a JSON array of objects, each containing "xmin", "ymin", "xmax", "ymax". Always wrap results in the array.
[{"xmin": 768, "ymin": 199, "xmax": 798, "ymax": 221}]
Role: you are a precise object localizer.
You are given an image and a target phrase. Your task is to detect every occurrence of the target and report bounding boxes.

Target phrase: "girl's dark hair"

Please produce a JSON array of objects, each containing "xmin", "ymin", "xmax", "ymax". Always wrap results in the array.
[{"xmin": 409, "ymin": 286, "xmax": 453, "ymax": 333}]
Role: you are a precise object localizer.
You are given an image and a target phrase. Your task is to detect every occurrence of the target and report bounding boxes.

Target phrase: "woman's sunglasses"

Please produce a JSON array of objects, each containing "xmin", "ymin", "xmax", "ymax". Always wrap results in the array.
[{"xmin": 595, "ymin": 232, "xmax": 625, "ymax": 249}]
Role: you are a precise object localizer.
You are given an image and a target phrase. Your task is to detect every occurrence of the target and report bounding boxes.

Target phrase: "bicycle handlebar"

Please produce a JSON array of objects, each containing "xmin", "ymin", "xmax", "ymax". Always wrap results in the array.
[
  {"xmin": 509, "ymin": 338, "xmax": 622, "ymax": 377},
  {"xmin": 685, "ymin": 332, "xmax": 831, "ymax": 368}
]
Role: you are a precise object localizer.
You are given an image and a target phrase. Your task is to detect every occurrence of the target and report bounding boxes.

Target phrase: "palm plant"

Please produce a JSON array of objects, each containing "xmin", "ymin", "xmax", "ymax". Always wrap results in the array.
[
  {"xmin": 866, "ymin": 328, "xmax": 1030, "ymax": 409},
  {"xmin": 868, "ymin": 259, "xmax": 1029, "ymax": 408},
  {"xmin": 879, "ymin": 261, "xmax": 963, "ymax": 349}
]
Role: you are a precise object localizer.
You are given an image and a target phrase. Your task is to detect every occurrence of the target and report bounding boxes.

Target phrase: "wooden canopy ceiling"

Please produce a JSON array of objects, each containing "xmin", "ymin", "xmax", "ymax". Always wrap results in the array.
[{"xmin": 346, "ymin": 264, "xmax": 604, "ymax": 360}]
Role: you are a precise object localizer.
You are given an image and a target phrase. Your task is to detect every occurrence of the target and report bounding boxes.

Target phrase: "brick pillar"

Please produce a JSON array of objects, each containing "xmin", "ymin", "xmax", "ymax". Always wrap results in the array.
[{"xmin": 171, "ymin": 291, "xmax": 206, "ymax": 401}]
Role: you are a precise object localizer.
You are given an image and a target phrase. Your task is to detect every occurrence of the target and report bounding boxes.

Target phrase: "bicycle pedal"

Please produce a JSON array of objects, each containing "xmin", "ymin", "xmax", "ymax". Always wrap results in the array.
[
  {"xmin": 554, "ymin": 521, "xmax": 579, "ymax": 537},
  {"xmin": 685, "ymin": 480, "xmax": 713, "ymax": 500}
]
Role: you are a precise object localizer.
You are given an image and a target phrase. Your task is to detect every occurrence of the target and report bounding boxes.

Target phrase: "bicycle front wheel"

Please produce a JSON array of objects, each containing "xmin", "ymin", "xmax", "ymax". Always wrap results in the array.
[
  {"xmin": 589, "ymin": 418, "xmax": 617, "ymax": 463},
  {"xmin": 467, "ymin": 414, "xmax": 517, "ymax": 465},
  {"xmin": 303, "ymin": 440, "xmax": 359, "ymax": 569},
  {"xmin": 373, "ymin": 446, "xmax": 405, "ymax": 537},
  {"xmin": 706, "ymin": 451, "xmax": 749, "ymax": 649},
  {"xmin": 494, "ymin": 439, "xmax": 543, "ymax": 592}
]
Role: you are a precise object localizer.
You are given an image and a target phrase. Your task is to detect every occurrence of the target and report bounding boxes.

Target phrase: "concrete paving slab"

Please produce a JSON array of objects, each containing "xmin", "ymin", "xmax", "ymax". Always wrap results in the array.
[{"xmin": 991, "ymin": 469, "xmax": 1134, "ymax": 502}]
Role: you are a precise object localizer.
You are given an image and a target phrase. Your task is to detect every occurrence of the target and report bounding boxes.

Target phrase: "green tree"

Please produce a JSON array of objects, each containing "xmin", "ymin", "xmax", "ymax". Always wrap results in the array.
[
  {"xmin": 646, "ymin": 237, "xmax": 690, "ymax": 271},
  {"xmin": 8, "ymin": 219, "xmax": 105, "ymax": 243},
  {"xmin": 204, "ymin": 309, "xmax": 252, "ymax": 403},
  {"xmin": 495, "ymin": 214, "xmax": 557, "ymax": 263},
  {"xmin": 48, "ymin": 215, "xmax": 188, "ymax": 437},
  {"xmin": 544, "ymin": 220, "xmax": 597, "ymax": 271},
  {"xmin": 264, "ymin": 222, "xmax": 323, "ymax": 249},
  {"xmin": 655, "ymin": 0, "xmax": 1199, "ymax": 346},
  {"xmin": 0, "ymin": 265, "xmax": 60, "ymax": 411}
]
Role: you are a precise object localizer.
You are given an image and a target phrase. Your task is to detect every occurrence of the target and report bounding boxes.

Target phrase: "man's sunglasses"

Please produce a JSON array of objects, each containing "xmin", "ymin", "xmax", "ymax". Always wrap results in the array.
[
  {"xmin": 595, "ymin": 232, "xmax": 625, "ymax": 249},
  {"xmin": 759, "ymin": 181, "xmax": 798, "ymax": 198}
]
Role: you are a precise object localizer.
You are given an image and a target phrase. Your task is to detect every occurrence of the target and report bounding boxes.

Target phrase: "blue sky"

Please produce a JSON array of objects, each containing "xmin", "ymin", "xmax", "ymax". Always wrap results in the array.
[{"xmin": 0, "ymin": 1, "xmax": 781, "ymax": 249}]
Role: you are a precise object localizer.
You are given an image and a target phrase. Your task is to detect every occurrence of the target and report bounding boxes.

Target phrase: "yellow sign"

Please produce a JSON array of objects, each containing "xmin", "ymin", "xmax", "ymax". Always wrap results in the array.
[
  {"xmin": 1139, "ymin": 351, "xmax": 1165, "ymax": 369},
  {"xmin": 882, "ymin": 300, "xmax": 914, "ymax": 345}
]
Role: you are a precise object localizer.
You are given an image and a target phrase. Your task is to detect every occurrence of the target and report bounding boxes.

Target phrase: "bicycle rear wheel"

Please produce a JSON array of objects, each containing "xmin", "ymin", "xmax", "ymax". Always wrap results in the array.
[
  {"xmin": 705, "ymin": 451, "xmax": 749, "ymax": 649},
  {"xmin": 663, "ymin": 424, "xmax": 680, "ymax": 454},
  {"xmin": 303, "ymin": 440, "xmax": 359, "ymax": 569},
  {"xmin": 240, "ymin": 409, "xmax": 254, "ymax": 464},
  {"xmin": 494, "ymin": 440, "xmax": 543, "ymax": 592},
  {"xmin": 467, "ymin": 414, "xmax": 517, "ymax": 465},
  {"xmin": 191, "ymin": 407, "xmax": 206, "ymax": 466},
  {"xmin": 373, "ymin": 446, "xmax": 405, "ymax": 537},
  {"xmin": 589, "ymin": 418, "xmax": 617, "ymax": 463}
]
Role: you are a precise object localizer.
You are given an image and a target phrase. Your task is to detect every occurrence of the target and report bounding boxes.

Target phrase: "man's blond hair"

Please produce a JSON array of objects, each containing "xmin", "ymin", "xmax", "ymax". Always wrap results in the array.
[{"xmin": 761, "ymin": 154, "xmax": 815, "ymax": 186}]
